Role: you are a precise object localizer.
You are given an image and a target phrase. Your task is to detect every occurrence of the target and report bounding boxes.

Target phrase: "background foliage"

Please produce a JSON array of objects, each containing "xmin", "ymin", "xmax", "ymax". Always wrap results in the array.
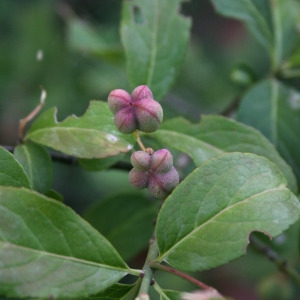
[{"xmin": 1, "ymin": 0, "xmax": 300, "ymax": 299}]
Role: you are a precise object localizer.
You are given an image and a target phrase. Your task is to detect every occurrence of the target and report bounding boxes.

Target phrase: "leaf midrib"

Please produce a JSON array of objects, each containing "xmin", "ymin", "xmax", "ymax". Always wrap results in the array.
[
  {"xmin": 146, "ymin": 0, "xmax": 159, "ymax": 86},
  {"xmin": 270, "ymin": 80, "xmax": 279, "ymax": 146},
  {"xmin": 271, "ymin": 0, "xmax": 283, "ymax": 68},
  {"xmin": 0, "ymin": 241, "xmax": 129, "ymax": 273},
  {"xmin": 21, "ymin": 146, "xmax": 34, "ymax": 185},
  {"xmin": 157, "ymin": 185, "xmax": 286, "ymax": 260},
  {"xmin": 246, "ymin": 0, "xmax": 273, "ymax": 44}
]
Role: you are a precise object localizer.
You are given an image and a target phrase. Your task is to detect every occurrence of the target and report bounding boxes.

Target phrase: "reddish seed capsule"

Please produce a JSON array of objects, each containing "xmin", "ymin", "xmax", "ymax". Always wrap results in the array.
[
  {"xmin": 129, "ymin": 169, "xmax": 149, "ymax": 189},
  {"xmin": 114, "ymin": 107, "xmax": 136, "ymax": 134},
  {"xmin": 131, "ymin": 85, "xmax": 153, "ymax": 101},
  {"xmin": 151, "ymin": 149, "xmax": 173, "ymax": 173},
  {"xmin": 134, "ymin": 98, "xmax": 163, "ymax": 133},
  {"xmin": 148, "ymin": 167, "xmax": 179, "ymax": 199},
  {"xmin": 107, "ymin": 89, "xmax": 131, "ymax": 114},
  {"xmin": 107, "ymin": 86, "xmax": 163, "ymax": 134},
  {"xmin": 131, "ymin": 151, "xmax": 151, "ymax": 171}
]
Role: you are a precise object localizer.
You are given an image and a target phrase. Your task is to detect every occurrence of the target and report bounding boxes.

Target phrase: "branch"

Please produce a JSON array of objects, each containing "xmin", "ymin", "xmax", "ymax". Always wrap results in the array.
[
  {"xmin": 250, "ymin": 234, "xmax": 300, "ymax": 285},
  {"xmin": 18, "ymin": 88, "xmax": 46, "ymax": 142},
  {"xmin": 220, "ymin": 97, "xmax": 241, "ymax": 117},
  {"xmin": 149, "ymin": 261, "xmax": 216, "ymax": 291},
  {"xmin": 137, "ymin": 236, "xmax": 158, "ymax": 298}
]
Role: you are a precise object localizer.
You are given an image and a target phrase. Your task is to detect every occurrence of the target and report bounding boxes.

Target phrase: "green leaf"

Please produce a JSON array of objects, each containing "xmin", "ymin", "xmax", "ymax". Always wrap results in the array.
[
  {"xmin": 45, "ymin": 189, "xmax": 64, "ymax": 202},
  {"xmin": 287, "ymin": 47, "xmax": 300, "ymax": 69},
  {"xmin": 149, "ymin": 115, "xmax": 297, "ymax": 193},
  {"xmin": 211, "ymin": 0, "xmax": 272, "ymax": 51},
  {"xmin": 66, "ymin": 17, "xmax": 124, "ymax": 63},
  {"xmin": 0, "ymin": 187, "xmax": 133, "ymax": 299},
  {"xmin": 25, "ymin": 101, "xmax": 134, "ymax": 159},
  {"xmin": 211, "ymin": 0, "xmax": 300, "ymax": 68},
  {"xmin": 83, "ymin": 192, "xmax": 158, "ymax": 261},
  {"xmin": 14, "ymin": 143, "xmax": 53, "ymax": 194},
  {"xmin": 149, "ymin": 129, "xmax": 224, "ymax": 166},
  {"xmin": 79, "ymin": 153, "xmax": 125, "ymax": 171},
  {"xmin": 270, "ymin": 0, "xmax": 300, "ymax": 67},
  {"xmin": 156, "ymin": 288, "xmax": 182, "ymax": 300},
  {"xmin": 120, "ymin": 0, "xmax": 191, "ymax": 100},
  {"xmin": 0, "ymin": 147, "xmax": 31, "ymax": 189},
  {"xmin": 155, "ymin": 153, "xmax": 300, "ymax": 271},
  {"xmin": 237, "ymin": 79, "xmax": 300, "ymax": 188},
  {"xmin": 87, "ymin": 282, "xmax": 141, "ymax": 299}
]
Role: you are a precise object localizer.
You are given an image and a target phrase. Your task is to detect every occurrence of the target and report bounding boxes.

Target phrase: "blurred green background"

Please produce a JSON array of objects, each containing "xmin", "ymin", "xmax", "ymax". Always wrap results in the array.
[{"xmin": 0, "ymin": 1, "xmax": 298, "ymax": 299}]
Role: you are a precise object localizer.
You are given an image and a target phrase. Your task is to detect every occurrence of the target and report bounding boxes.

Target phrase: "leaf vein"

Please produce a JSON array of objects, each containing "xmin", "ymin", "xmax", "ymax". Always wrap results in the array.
[{"xmin": 159, "ymin": 186, "xmax": 287, "ymax": 260}]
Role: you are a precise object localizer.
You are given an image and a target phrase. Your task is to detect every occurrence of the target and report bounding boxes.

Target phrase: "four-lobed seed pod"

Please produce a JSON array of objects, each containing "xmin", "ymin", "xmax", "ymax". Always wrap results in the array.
[
  {"xmin": 108, "ymin": 85, "xmax": 163, "ymax": 134},
  {"xmin": 108, "ymin": 85, "xmax": 179, "ymax": 199},
  {"xmin": 129, "ymin": 149, "xmax": 179, "ymax": 199}
]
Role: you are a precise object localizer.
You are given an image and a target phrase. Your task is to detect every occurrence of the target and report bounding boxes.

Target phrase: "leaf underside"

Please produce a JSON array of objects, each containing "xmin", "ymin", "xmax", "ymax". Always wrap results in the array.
[{"xmin": 25, "ymin": 101, "xmax": 134, "ymax": 159}]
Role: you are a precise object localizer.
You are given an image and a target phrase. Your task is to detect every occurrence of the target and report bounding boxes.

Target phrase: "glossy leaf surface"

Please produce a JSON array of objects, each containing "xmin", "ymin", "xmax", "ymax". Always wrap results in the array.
[
  {"xmin": 0, "ymin": 187, "xmax": 130, "ymax": 298},
  {"xmin": 25, "ymin": 101, "xmax": 134, "ymax": 159},
  {"xmin": 121, "ymin": 0, "xmax": 191, "ymax": 100},
  {"xmin": 0, "ymin": 147, "xmax": 30, "ymax": 189},
  {"xmin": 149, "ymin": 115, "xmax": 297, "ymax": 193},
  {"xmin": 237, "ymin": 79, "xmax": 300, "ymax": 187},
  {"xmin": 14, "ymin": 143, "xmax": 53, "ymax": 194},
  {"xmin": 156, "ymin": 153, "xmax": 300, "ymax": 271},
  {"xmin": 84, "ymin": 192, "xmax": 158, "ymax": 261}
]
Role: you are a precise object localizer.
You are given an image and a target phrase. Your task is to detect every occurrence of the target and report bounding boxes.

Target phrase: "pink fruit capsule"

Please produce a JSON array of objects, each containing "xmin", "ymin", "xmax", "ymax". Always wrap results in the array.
[
  {"xmin": 131, "ymin": 85, "xmax": 153, "ymax": 101},
  {"xmin": 107, "ymin": 89, "xmax": 131, "ymax": 114}
]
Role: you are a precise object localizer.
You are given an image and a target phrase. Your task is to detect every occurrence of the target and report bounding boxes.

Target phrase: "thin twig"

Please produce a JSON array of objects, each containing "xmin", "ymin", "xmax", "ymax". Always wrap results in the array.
[
  {"xmin": 250, "ymin": 235, "xmax": 300, "ymax": 285},
  {"xmin": 149, "ymin": 261, "xmax": 216, "ymax": 291},
  {"xmin": 134, "ymin": 130, "xmax": 147, "ymax": 151},
  {"xmin": 220, "ymin": 97, "xmax": 241, "ymax": 117},
  {"xmin": 18, "ymin": 87, "xmax": 46, "ymax": 142}
]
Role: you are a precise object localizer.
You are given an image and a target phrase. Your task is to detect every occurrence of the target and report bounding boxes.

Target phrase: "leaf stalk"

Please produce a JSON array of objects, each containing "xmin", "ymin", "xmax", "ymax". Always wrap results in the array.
[
  {"xmin": 134, "ymin": 130, "xmax": 147, "ymax": 152},
  {"xmin": 149, "ymin": 261, "xmax": 215, "ymax": 291},
  {"xmin": 18, "ymin": 87, "xmax": 46, "ymax": 143},
  {"xmin": 137, "ymin": 236, "xmax": 159, "ymax": 297}
]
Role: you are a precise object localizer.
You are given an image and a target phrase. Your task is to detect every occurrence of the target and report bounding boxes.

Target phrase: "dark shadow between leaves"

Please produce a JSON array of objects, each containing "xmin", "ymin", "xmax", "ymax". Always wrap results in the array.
[{"xmin": 132, "ymin": 5, "xmax": 145, "ymax": 24}]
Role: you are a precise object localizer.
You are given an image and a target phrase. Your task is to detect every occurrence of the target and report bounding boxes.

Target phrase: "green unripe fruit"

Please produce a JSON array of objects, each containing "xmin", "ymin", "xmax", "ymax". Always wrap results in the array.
[
  {"xmin": 135, "ymin": 98, "xmax": 163, "ymax": 133},
  {"xmin": 151, "ymin": 149, "xmax": 173, "ymax": 173},
  {"xmin": 129, "ymin": 169, "xmax": 149, "ymax": 189},
  {"xmin": 131, "ymin": 151, "xmax": 151, "ymax": 171}
]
